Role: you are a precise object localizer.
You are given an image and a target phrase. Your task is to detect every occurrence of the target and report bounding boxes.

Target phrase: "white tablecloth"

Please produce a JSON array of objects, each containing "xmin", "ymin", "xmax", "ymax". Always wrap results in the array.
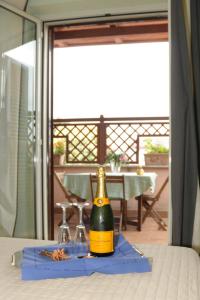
[
  {"xmin": 63, "ymin": 172, "xmax": 157, "ymax": 200},
  {"xmin": 0, "ymin": 237, "xmax": 199, "ymax": 300}
]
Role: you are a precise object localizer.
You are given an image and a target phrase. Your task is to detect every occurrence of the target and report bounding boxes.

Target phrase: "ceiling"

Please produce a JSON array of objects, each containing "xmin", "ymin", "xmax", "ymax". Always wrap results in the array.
[
  {"xmin": 2, "ymin": 0, "xmax": 26, "ymax": 10},
  {"xmin": 2, "ymin": 0, "xmax": 168, "ymax": 21}
]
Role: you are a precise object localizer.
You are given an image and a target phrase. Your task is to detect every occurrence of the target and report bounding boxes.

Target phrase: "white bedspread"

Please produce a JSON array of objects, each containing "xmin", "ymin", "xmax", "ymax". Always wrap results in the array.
[{"xmin": 0, "ymin": 237, "xmax": 199, "ymax": 300}]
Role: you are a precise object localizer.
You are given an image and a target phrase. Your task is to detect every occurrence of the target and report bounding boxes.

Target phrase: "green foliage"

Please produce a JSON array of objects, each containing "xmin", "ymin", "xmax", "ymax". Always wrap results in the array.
[
  {"xmin": 106, "ymin": 151, "xmax": 128, "ymax": 163},
  {"xmin": 144, "ymin": 139, "xmax": 169, "ymax": 154},
  {"xmin": 53, "ymin": 140, "xmax": 65, "ymax": 155}
]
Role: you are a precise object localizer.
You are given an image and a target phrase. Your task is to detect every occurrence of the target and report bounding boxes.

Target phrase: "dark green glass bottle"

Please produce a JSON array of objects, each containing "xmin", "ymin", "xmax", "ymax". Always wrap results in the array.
[{"xmin": 89, "ymin": 166, "xmax": 114, "ymax": 256}]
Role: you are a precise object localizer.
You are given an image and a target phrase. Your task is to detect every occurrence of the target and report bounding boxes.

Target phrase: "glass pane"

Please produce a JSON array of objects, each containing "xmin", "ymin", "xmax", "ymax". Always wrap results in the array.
[{"xmin": 0, "ymin": 7, "xmax": 37, "ymax": 238}]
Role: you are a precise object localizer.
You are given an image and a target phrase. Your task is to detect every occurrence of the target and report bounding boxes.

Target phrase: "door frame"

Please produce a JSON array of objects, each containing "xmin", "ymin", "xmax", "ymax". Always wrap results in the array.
[
  {"xmin": 43, "ymin": 11, "xmax": 168, "ymax": 240},
  {"xmin": 0, "ymin": 0, "xmax": 43, "ymax": 239}
]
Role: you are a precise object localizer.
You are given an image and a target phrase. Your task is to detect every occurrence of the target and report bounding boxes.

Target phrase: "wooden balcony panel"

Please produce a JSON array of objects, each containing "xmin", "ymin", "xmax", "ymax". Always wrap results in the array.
[{"xmin": 53, "ymin": 116, "xmax": 169, "ymax": 165}]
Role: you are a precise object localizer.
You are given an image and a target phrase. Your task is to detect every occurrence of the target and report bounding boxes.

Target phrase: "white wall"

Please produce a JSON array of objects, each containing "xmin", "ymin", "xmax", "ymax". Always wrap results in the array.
[{"xmin": 26, "ymin": 0, "xmax": 168, "ymax": 21}]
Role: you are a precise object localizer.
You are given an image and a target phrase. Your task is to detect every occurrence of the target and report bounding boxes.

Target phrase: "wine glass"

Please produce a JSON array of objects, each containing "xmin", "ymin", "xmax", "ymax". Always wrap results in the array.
[
  {"xmin": 56, "ymin": 202, "xmax": 72, "ymax": 244},
  {"xmin": 73, "ymin": 202, "xmax": 89, "ymax": 256}
]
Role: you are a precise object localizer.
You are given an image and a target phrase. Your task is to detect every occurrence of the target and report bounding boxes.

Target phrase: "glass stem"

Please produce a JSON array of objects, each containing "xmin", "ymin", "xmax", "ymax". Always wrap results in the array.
[
  {"xmin": 62, "ymin": 207, "xmax": 67, "ymax": 225},
  {"xmin": 79, "ymin": 206, "xmax": 83, "ymax": 225}
]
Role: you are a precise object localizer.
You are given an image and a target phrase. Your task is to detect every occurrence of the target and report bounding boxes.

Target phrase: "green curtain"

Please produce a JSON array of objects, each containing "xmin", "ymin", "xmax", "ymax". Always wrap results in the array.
[{"xmin": 171, "ymin": 0, "xmax": 200, "ymax": 252}]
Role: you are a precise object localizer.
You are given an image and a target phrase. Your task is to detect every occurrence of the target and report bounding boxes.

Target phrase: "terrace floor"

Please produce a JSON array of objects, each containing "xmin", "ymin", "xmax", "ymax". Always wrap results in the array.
[{"xmin": 54, "ymin": 213, "xmax": 168, "ymax": 245}]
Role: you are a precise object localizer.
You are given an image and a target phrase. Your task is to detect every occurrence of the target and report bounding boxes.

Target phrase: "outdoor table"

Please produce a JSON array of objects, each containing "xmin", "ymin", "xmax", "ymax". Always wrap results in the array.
[{"xmin": 63, "ymin": 172, "xmax": 157, "ymax": 231}]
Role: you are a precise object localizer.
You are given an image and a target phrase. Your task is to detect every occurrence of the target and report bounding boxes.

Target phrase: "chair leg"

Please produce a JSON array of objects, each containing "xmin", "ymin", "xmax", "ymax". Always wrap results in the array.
[
  {"xmin": 119, "ymin": 209, "xmax": 123, "ymax": 233},
  {"xmin": 143, "ymin": 201, "xmax": 167, "ymax": 231},
  {"xmin": 67, "ymin": 207, "xmax": 76, "ymax": 222},
  {"xmin": 150, "ymin": 209, "xmax": 167, "ymax": 230},
  {"xmin": 83, "ymin": 208, "xmax": 90, "ymax": 229},
  {"xmin": 142, "ymin": 201, "xmax": 155, "ymax": 223},
  {"xmin": 83, "ymin": 208, "xmax": 90, "ymax": 220},
  {"xmin": 137, "ymin": 195, "xmax": 143, "ymax": 231},
  {"xmin": 122, "ymin": 200, "xmax": 127, "ymax": 231}
]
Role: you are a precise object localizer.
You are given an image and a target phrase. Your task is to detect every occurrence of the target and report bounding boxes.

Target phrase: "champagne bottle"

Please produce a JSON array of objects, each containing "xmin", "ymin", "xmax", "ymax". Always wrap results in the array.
[{"xmin": 89, "ymin": 166, "xmax": 114, "ymax": 256}]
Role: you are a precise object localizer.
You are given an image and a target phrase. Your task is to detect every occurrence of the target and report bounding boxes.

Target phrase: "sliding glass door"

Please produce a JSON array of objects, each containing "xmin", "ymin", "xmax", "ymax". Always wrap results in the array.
[{"xmin": 0, "ymin": 2, "xmax": 42, "ymax": 238}]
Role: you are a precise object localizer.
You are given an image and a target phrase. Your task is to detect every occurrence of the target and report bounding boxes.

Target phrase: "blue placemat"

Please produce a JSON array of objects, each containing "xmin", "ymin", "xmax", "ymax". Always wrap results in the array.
[{"xmin": 21, "ymin": 235, "xmax": 151, "ymax": 280}]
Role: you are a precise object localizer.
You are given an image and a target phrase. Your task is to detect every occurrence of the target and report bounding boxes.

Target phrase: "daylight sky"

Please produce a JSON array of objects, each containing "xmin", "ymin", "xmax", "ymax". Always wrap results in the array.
[{"xmin": 53, "ymin": 41, "xmax": 169, "ymax": 118}]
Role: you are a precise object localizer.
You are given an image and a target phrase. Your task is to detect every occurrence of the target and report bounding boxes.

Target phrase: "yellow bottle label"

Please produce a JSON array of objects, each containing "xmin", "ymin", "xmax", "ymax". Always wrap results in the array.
[
  {"xmin": 93, "ymin": 197, "xmax": 110, "ymax": 207},
  {"xmin": 89, "ymin": 230, "xmax": 114, "ymax": 253}
]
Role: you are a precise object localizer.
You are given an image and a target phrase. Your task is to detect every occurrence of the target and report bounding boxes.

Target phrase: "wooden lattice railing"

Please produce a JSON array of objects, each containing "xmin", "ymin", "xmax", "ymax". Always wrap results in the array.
[{"xmin": 53, "ymin": 116, "xmax": 169, "ymax": 164}]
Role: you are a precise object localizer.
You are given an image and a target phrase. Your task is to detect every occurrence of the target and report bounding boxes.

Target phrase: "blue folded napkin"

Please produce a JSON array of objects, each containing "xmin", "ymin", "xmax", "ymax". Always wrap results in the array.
[{"xmin": 21, "ymin": 234, "xmax": 151, "ymax": 280}]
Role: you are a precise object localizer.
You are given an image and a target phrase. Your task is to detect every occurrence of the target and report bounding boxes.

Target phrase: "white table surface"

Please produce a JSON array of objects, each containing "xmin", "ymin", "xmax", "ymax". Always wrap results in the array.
[{"xmin": 63, "ymin": 172, "xmax": 157, "ymax": 200}]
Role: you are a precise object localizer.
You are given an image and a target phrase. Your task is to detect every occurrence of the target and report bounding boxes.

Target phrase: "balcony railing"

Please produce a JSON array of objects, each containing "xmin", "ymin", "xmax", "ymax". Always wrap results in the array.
[{"xmin": 53, "ymin": 115, "xmax": 169, "ymax": 164}]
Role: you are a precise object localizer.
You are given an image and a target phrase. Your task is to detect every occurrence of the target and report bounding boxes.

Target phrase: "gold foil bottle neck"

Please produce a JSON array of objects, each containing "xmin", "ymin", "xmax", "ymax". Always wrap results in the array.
[{"xmin": 96, "ymin": 166, "xmax": 108, "ymax": 198}]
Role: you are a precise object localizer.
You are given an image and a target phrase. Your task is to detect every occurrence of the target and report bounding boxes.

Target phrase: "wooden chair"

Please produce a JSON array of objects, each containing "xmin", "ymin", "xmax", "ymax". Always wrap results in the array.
[
  {"xmin": 90, "ymin": 174, "xmax": 126, "ymax": 232},
  {"xmin": 54, "ymin": 172, "xmax": 90, "ymax": 225},
  {"xmin": 136, "ymin": 176, "xmax": 169, "ymax": 230}
]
